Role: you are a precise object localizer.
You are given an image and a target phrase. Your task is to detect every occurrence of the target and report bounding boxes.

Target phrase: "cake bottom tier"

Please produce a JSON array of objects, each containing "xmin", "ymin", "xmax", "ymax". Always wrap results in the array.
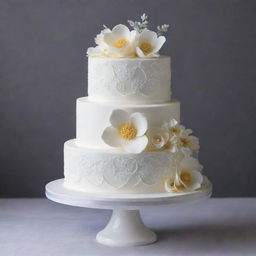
[{"xmin": 64, "ymin": 139, "xmax": 173, "ymax": 194}]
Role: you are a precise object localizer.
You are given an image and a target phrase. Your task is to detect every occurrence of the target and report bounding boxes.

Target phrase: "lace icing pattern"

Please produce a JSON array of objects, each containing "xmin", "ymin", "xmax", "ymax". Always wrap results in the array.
[
  {"xmin": 88, "ymin": 59, "xmax": 170, "ymax": 98},
  {"xmin": 64, "ymin": 151, "xmax": 171, "ymax": 189}
]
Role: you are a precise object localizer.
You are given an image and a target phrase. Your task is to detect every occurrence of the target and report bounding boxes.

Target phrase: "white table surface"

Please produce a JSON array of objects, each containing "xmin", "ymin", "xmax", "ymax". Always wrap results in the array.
[{"xmin": 0, "ymin": 198, "xmax": 255, "ymax": 256}]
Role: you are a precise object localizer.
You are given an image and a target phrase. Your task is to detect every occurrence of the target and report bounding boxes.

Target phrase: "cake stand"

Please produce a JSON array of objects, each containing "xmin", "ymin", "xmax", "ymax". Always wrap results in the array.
[{"xmin": 45, "ymin": 178, "xmax": 212, "ymax": 247}]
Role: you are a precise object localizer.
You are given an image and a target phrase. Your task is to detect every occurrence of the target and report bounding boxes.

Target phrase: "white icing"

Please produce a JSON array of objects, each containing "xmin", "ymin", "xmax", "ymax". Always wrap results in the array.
[
  {"xmin": 88, "ymin": 56, "xmax": 171, "ymax": 104},
  {"xmin": 76, "ymin": 97, "xmax": 180, "ymax": 149},
  {"xmin": 64, "ymin": 139, "xmax": 174, "ymax": 193}
]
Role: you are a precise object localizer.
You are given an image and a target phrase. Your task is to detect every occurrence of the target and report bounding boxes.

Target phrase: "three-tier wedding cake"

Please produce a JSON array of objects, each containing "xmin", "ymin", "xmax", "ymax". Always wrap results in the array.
[{"xmin": 63, "ymin": 14, "xmax": 208, "ymax": 194}]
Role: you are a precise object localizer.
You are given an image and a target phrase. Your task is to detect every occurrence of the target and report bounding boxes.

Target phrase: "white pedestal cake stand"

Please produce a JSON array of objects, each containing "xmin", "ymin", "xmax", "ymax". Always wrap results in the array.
[{"xmin": 45, "ymin": 178, "xmax": 212, "ymax": 247}]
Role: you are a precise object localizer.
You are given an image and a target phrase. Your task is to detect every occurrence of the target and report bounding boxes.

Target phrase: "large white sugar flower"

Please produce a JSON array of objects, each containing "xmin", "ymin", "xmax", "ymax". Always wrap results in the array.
[
  {"xmin": 146, "ymin": 127, "xmax": 169, "ymax": 151},
  {"xmin": 101, "ymin": 24, "xmax": 138, "ymax": 57},
  {"xmin": 136, "ymin": 29, "xmax": 166, "ymax": 58},
  {"xmin": 102, "ymin": 109, "xmax": 148, "ymax": 153},
  {"xmin": 165, "ymin": 155, "xmax": 203, "ymax": 192}
]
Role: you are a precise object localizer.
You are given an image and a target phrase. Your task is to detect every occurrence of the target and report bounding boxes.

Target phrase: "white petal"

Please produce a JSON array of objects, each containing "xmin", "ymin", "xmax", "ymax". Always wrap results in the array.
[
  {"xmin": 130, "ymin": 112, "xmax": 148, "ymax": 136},
  {"xmin": 130, "ymin": 30, "xmax": 139, "ymax": 46},
  {"xmin": 169, "ymin": 119, "xmax": 178, "ymax": 127},
  {"xmin": 189, "ymin": 170, "xmax": 203, "ymax": 190},
  {"xmin": 95, "ymin": 31, "xmax": 110, "ymax": 47},
  {"xmin": 112, "ymin": 24, "xmax": 130, "ymax": 40},
  {"xmin": 87, "ymin": 46, "xmax": 103, "ymax": 57},
  {"xmin": 103, "ymin": 32, "xmax": 116, "ymax": 46},
  {"xmin": 153, "ymin": 36, "xmax": 166, "ymax": 52},
  {"xmin": 177, "ymin": 125, "xmax": 186, "ymax": 133},
  {"xmin": 101, "ymin": 126, "xmax": 124, "ymax": 147},
  {"xmin": 101, "ymin": 28, "xmax": 111, "ymax": 34},
  {"xmin": 123, "ymin": 136, "xmax": 148, "ymax": 153},
  {"xmin": 180, "ymin": 156, "xmax": 203, "ymax": 172},
  {"xmin": 183, "ymin": 128, "xmax": 193, "ymax": 136},
  {"xmin": 164, "ymin": 178, "xmax": 173, "ymax": 192},
  {"xmin": 136, "ymin": 46, "xmax": 146, "ymax": 57},
  {"xmin": 189, "ymin": 136, "xmax": 200, "ymax": 150},
  {"xmin": 139, "ymin": 29, "xmax": 158, "ymax": 44},
  {"xmin": 110, "ymin": 109, "xmax": 129, "ymax": 128}
]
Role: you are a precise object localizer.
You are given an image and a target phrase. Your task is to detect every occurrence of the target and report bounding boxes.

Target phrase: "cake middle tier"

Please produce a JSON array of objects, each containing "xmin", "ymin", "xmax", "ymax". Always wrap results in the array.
[{"xmin": 76, "ymin": 97, "xmax": 180, "ymax": 149}]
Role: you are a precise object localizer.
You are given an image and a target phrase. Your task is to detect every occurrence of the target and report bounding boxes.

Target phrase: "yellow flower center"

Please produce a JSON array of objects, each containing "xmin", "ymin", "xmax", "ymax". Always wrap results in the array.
[
  {"xmin": 119, "ymin": 124, "xmax": 137, "ymax": 140},
  {"xmin": 172, "ymin": 171, "xmax": 192, "ymax": 191},
  {"xmin": 170, "ymin": 127, "xmax": 180, "ymax": 136},
  {"xmin": 114, "ymin": 38, "xmax": 128, "ymax": 48},
  {"xmin": 180, "ymin": 137, "xmax": 191, "ymax": 148},
  {"xmin": 180, "ymin": 171, "xmax": 192, "ymax": 185},
  {"xmin": 139, "ymin": 42, "xmax": 153, "ymax": 55}
]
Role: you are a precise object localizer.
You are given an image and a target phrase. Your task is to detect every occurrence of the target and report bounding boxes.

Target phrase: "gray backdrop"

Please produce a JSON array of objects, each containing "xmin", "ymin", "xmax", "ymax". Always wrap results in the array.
[{"xmin": 0, "ymin": 0, "xmax": 255, "ymax": 197}]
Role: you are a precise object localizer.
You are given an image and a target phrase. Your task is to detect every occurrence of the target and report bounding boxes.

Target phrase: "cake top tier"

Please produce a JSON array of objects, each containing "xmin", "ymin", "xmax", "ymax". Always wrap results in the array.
[
  {"xmin": 87, "ymin": 13, "xmax": 169, "ymax": 58},
  {"xmin": 88, "ymin": 56, "xmax": 171, "ymax": 104}
]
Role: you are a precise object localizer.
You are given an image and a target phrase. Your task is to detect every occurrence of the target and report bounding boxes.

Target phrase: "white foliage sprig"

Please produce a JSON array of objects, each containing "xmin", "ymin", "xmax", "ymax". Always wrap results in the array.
[
  {"xmin": 128, "ymin": 13, "xmax": 149, "ymax": 33},
  {"xmin": 156, "ymin": 24, "xmax": 170, "ymax": 36}
]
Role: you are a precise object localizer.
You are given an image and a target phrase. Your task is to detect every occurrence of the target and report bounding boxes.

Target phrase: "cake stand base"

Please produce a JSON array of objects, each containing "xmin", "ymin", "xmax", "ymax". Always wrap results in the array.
[
  {"xmin": 45, "ymin": 178, "xmax": 212, "ymax": 247},
  {"xmin": 96, "ymin": 209, "xmax": 156, "ymax": 246}
]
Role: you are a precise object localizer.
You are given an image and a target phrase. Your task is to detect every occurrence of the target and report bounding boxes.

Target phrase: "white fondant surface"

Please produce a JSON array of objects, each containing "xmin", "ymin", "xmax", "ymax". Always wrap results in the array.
[
  {"xmin": 64, "ymin": 139, "xmax": 174, "ymax": 194},
  {"xmin": 76, "ymin": 97, "xmax": 180, "ymax": 149},
  {"xmin": 88, "ymin": 56, "xmax": 171, "ymax": 104}
]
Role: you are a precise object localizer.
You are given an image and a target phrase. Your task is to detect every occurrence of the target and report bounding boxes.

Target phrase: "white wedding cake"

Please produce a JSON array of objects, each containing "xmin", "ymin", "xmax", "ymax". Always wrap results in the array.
[{"xmin": 64, "ymin": 14, "xmax": 209, "ymax": 194}]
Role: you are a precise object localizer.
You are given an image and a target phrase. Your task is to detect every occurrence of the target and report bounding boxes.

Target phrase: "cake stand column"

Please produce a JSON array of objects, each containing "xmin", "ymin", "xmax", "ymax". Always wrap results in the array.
[{"xmin": 96, "ymin": 209, "xmax": 157, "ymax": 247}]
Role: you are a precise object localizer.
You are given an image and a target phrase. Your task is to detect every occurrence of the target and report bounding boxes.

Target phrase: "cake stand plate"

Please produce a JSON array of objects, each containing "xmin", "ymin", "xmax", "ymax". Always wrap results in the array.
[{"xmin": 45, "ymin": 178, "xmax": 212, "ymax": 247}]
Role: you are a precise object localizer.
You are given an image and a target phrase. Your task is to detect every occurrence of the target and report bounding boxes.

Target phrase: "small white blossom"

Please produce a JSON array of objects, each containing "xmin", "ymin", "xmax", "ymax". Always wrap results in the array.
[
  {"xmin": 136, "ymin": 29, "xmax": 166, "ymax": 58},
  {"xmin": 165, "ymin": 155, "xmax": 203, "ymax": 192},
  {"xmin": 146, "ymin": 127, "xmax": 169, "ymax": 151}
]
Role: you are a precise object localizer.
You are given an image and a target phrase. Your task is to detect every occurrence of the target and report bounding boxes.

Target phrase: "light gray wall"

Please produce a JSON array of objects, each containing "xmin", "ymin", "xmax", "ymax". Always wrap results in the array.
[{"xmin": 0, "ymin": 0, "xmax": 255, "ymax": 197}]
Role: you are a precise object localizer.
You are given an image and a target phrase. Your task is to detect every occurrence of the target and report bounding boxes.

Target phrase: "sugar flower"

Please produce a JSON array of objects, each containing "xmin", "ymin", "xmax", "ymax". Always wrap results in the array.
[
  {"xmin": 163, "ymin": 119, "xmax": 186, "ymax": 137},
  {"xmin": 88, "ymin": 25, "xmax": 138, "ymax": 58},
  {"xmin": 164, "ymin": 119, "xmax": 200, "ymax": 154},
  {"xmin": 176, "ymin": 133, "xmax": 200, "ymax": 152},
  {"xmin": 102, "ymin": 109, "xmax": 148, "ymax": 153},
  {"xmin": 146, "ymin": 127, "xmax": 169, "ymax": 151},
  {"xmin": 136, "ymin": 29, "xmax": 166, "ymax": 58},
  {"xmin": 165, "ymin": 155, "xmax": 203, "ymax": 192}
]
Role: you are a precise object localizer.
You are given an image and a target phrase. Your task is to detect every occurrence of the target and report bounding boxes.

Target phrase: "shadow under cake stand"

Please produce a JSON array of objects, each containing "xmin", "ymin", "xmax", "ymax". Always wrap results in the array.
[{"xmin": 45, "ymin": 178, "xmax": 212, "ymax": 247}]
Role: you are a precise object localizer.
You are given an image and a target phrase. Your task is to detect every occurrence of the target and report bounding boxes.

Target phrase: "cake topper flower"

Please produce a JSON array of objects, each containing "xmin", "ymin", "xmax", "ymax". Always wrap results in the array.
[
  {"xmin": 165, "ymin": 154, "xmax": 203, "ymax": 192},
  {"xmin": 135, "ymin": 29, "xmax": 166, "ymax": 58},
  {"xmin": 87, "ymin": 13, "xmax": 169, "ymax": 58},
  {"xmin": 87, "ymin": 24, "xmax": 138, "ymax": 58},
  {"xmin": 102, "ymin": 109, "xmax": 148, "ymax": 153}
]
